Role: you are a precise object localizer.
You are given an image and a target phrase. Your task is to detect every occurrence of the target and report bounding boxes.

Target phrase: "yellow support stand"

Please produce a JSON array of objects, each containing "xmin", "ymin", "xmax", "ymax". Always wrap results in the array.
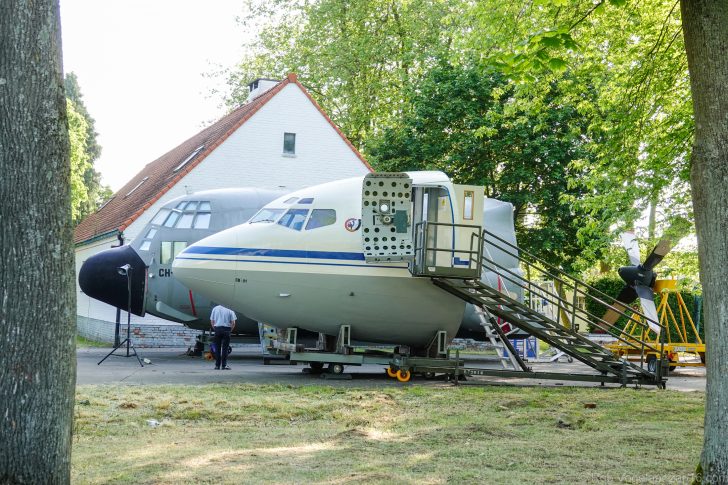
[{"xmin": 605, "ymin": 279, "xmax": 705, "ymax": 369}]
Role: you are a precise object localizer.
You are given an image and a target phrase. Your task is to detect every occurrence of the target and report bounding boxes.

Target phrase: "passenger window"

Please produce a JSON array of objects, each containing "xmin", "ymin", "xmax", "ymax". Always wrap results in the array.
[
  {"xmin": 278, "ymin": 209, "xmax": 309, "ymax": 231},
  {"xmin": 140, "ymin": 240, "xmax": 151, "ymax": 251},
  {"xmin": 306, "ymin": 209, "xmax": 336, "ymax": 230},
  {"xmin": 160, "ymin": 241, "xmax": 187, "ymax": 265}
]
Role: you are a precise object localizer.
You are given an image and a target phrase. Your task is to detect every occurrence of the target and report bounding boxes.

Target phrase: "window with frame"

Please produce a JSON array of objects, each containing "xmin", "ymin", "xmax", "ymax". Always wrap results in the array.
[
  {"xmin": 250, "ymin": 208, "xmax": 285, "ymax": 224},
  {"xmin": 156, "ymin": 201, "xmax": 212, "ymax": 229},
  {"xmin": 283, "ymin": 132, "xmax": 296, "ymax": 155},
  {"xmin": 463, "ymin": 190, "xmax": 474, "ymax": 220},
  {"xmin": 160, "ymin": 241, "xmax": 187, "ymax": 265},
  {"xmin": 277, "ymin": 208, "xmax": 309, "ymax": 231},
  {"xmin": 306, "ymin": 209, "xmax": 336, "ymax": 230}
]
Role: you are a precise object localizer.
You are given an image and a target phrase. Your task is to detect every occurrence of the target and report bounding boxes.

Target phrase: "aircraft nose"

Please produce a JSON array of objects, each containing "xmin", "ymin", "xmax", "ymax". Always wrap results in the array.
[{"xmin": 78, "ymin": 245, "xmax": 148, "ymax": 316}]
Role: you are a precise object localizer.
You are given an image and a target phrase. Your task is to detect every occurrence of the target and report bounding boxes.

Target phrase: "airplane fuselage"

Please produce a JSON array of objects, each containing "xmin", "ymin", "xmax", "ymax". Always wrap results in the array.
[{"xmin": 174, "ymin": 173, "xmax": 469, "ymax": 346}]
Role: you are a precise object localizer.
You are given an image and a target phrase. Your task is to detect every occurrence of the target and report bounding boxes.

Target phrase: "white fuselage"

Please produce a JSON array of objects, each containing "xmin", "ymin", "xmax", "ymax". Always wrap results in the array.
[{"xmin": 172, "ymin": 173, "xmax": 467, "ymax": 347}]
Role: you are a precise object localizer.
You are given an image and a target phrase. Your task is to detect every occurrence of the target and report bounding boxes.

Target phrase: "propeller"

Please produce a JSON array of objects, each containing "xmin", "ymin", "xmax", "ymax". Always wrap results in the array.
[{"xmin": 600, "ymin": 232, "xmax": 672, "ymax": 334}]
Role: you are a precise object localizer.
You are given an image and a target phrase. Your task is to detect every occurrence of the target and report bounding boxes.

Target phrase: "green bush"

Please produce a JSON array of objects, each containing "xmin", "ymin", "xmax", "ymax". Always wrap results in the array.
[{"xmin": 583, "ymin": 275, "xmax": 704, "ymax": 342}]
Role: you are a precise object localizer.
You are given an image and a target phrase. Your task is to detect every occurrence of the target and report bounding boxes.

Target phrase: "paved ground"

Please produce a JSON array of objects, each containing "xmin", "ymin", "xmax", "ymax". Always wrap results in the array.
[{"xmin": 77, "ymin": 346, "xmax": 706, "ymax": 391}]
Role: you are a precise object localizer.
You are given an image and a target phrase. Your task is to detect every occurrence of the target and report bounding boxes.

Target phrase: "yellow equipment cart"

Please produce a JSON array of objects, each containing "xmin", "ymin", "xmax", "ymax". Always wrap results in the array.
[{"xmin": 605, "ymin": 279, "xmax": 704, "ymax": 372}]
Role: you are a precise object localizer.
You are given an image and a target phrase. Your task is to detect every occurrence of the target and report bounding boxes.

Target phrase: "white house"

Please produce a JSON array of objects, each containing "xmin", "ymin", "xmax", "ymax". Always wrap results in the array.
[{"xmin": 74, "ymin": 73, "xmax": 372, "ymax": 346}]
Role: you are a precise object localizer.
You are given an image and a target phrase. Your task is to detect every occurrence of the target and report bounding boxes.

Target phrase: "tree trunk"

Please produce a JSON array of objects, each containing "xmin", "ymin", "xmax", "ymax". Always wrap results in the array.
[
  {"xmin": 0, "ymin": 1, "xmax": 76, "ymax": 483},
  {"xmin": 680, "ymin": 1, "xmax": 728, "ymax": 483}
]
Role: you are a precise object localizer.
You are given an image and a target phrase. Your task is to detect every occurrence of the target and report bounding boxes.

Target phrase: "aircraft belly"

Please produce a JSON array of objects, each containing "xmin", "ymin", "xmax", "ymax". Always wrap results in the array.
[{"xmin": 233, "ymin": 270, "xmax": 465, "ymax": 347}]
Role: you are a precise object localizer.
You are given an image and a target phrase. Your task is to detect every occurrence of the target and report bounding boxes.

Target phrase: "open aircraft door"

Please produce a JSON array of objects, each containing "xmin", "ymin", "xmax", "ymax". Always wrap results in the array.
[
  {"xmin": 411, "ymin": 183, "xmax": 484, "ymax": 278},
  {"xmin": 361, "ymin": 172, "xmax": 416, "ymax": 263}
]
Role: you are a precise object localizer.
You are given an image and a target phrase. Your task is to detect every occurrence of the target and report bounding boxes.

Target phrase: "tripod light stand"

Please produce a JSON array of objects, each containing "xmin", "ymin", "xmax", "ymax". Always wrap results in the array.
[{"xmin": 98, "ymin": 264, "xmax": 144, "ymax": 367}]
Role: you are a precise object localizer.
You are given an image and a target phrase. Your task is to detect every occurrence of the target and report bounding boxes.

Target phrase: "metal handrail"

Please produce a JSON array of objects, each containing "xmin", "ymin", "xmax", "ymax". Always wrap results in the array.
[
  {"xmin": 480, "ymin": 229, "xmax": 666, "ymax": 372},
  {"xmin": 482, "ymin": 229, "xmax": 665, "ymax": 333},
  {"xmin": 413, "ymin": 221, "xmax": 483, "ymax": 273},
  {"xmin": 479, "ymin": 253, "xmax": 662, "ymax": 354}
]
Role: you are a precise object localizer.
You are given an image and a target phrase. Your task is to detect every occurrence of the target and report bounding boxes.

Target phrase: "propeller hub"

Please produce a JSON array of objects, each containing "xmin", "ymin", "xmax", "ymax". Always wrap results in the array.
[{"xmin": 618, "ymin": 265, "xmax": 656, "ymax": 288}]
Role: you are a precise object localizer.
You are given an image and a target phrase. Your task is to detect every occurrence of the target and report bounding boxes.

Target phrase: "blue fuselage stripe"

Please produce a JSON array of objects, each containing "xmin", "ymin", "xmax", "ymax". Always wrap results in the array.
[
  {"xmin": 181, "ymin": 246, "xmax": 366, "ymax": 261},
  {"xmin": 175, "ymin": 256, "xmax": 407, "ymax": 270}
]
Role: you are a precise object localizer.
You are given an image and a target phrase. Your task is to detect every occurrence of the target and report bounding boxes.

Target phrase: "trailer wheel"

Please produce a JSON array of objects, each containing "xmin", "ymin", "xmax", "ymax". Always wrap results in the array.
[
  {"xmin": 386, "ymin": 367, "xmax": 397, "ymax": 378},
  {"xmin": 423, "ymin": 372, "xmax": 436, "ymax": 379},
  {"xmin": 646, "ymin": 355, "xmax": 657, "ymax": 373},
  {"xmin": 328, "ymin": 363, "xmax": 345, "ymax": 375},
  {"xmin": 396, "ymin": 369, "xmax": 411, "ymax": 382}
]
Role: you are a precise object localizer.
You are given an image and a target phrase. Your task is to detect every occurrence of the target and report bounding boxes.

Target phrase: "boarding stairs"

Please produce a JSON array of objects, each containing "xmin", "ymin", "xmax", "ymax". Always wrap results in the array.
[{"xmin": 412, "ymin": 222, "xmax": 668, "ymax": 386}]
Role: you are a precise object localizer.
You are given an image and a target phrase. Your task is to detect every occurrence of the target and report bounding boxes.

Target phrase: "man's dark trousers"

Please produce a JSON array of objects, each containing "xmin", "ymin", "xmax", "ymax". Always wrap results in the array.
[{"xmin": 214, "ymin": 326, "xmax": 231, "ymax": 368}]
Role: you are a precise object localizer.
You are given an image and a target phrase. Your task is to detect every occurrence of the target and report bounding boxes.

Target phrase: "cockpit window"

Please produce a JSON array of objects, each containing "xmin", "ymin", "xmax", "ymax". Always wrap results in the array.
[
  {"xmin": 298, "ymin": 197, "xmax": 314, "ymax": 204},
  {"xmin": 151, "ymin": 209, "xmax": 170, "ymax": 225},
  {"xmin": 250, "ymin": 208, "xmax": 285, "ymax": 224},
  {"xmin": 177, "ymin": 212, "xmax": 195, "ymax": 229},
  {"xmin": 277, "ymin": 209, "xmax": 309, "ymax": 231},
  {"xmin": 159, "ymin": 201, "xmax": 211, "ymax": 229},
  {"xmin": 283, "ymin": 197, "xmax": 298, "ymax": 204},
  {"xmin": 306, "ymin": 209, "xmax": 336, "ymax": 230},
  {"xmin": 163, "ymin": 211, "xmax": 180, "ymax": 227},
  {"xmin": 193, "ymin": 212, "xmax": 211, "ymax": 229}
]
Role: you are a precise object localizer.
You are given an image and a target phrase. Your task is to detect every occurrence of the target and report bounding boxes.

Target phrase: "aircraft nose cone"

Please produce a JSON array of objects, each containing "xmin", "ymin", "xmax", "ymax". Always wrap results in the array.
[{"xmin": 78, "ymin": 245, "xmax": 148, "ymax": 316}]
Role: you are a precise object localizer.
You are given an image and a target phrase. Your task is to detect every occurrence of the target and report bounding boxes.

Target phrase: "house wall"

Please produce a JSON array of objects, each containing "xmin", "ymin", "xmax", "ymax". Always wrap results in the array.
[{"xmin": 75, "ymin": 83, "xmax": 371, "ymax": 346}]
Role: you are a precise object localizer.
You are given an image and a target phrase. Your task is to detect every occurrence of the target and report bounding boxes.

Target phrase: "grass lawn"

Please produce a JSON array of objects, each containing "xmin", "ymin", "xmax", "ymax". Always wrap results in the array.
[{"xmin": 73, "ymin": 384, "xmax": 703, "ymax": 484}]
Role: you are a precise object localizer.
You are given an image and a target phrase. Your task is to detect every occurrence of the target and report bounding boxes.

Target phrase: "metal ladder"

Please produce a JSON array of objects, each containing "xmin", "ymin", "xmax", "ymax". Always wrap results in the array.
[
  {"xmin": 434, "ymin": 277, "xmax": 656, "ymax": 382},
  {"xmin": 411, "ymin": 222, "xmax": 667, "ymax": 385},
  {"xmin": 473, "ymin": 305, "xmax": 524, "ymax": 370}
]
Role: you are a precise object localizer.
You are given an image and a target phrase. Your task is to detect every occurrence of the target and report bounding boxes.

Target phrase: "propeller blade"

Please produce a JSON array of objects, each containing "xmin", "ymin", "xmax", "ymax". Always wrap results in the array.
[
  {"xmin": 600, "ymin": 285, "xmax": 638, "ymax": 329},
  {"xmin": 642, "ymin": 239, "xmax": 672, "ymax": 271},
  {"xmin": 635, "ymin": 284, "xmax": 661, "ymax": 334},
  {"xmin": 620, "ymin": 232, "xmax": 641, "ymax": 266}
]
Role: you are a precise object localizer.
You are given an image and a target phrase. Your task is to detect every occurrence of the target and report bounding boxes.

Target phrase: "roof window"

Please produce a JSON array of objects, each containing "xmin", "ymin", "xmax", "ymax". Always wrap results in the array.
[
  {"xmin": 173, "ymin": 144, "xmax": 205, "ymax": 172},
  {"xmin": 298, "ymin": 197, "xmax": 314, "ymax": 204},
  {"xmin": 98, "ymin": 196, "xmax": 115, "ymax": 210},
  {"xmin": 125, "ymin": 177, "xmax": 149, "ymax": 198}
]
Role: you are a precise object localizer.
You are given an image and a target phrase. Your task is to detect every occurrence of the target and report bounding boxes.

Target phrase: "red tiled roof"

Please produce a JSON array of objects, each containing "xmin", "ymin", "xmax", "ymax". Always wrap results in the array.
[{"xmin": 74, "ymin": 73, "xmax": 372, "ymax": 245}]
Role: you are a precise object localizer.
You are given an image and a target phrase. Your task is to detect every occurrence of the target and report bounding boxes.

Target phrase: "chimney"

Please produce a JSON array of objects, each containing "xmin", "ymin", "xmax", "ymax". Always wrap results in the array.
[{"xmin": 247, "ymin": 78, "xmax": 280, "ymax": 102}]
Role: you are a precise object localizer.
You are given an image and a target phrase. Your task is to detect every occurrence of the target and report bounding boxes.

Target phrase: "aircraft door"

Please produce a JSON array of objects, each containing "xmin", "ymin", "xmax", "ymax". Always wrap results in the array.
[
  {"xmin": 412, "ymin": 186, "xmax": 454, "ymax": 268},
  {"xmin": 361, "ymin": 173, "xmax": 415, "ymax": 263}
]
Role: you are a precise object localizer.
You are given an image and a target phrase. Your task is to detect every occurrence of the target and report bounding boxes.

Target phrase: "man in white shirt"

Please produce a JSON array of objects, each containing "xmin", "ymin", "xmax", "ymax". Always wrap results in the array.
[{"xmin": 210, "ymin": 304, "xmax": 236, "ymax": 370}]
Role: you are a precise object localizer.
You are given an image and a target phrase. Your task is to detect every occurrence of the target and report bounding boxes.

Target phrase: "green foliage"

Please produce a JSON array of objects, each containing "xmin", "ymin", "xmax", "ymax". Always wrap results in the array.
[
  {"xmin": 222, "ymin": 0, "xmax": 696, "ymax": 273},
  {"xmin": 64, "ymin": 74, "xmax": 112, "ymax": 224},
  {"xmin": 366, "ymin": 62, "xmax": 596, "ymax": 270},
  {"xmin": 67, "ymin": 99, "xmax": 91, "ymax": 223},
  {"xmin": 584, "ymin": 275, "xmax": 704, "ymax": 342},
  {"xmin": 225, "ymin": 0, "xmax": 459, "ymax": 147},
  {"xmin": 466, "ymin": 0, "xmax": 694, "ymax": 255}
]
